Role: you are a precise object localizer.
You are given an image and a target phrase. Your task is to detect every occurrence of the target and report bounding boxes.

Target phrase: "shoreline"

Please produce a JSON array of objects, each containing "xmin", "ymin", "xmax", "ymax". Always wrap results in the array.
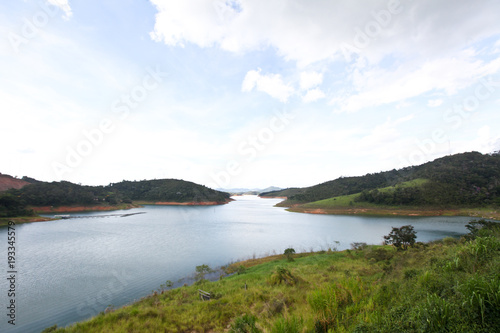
[
  {"xmin": 137, "ymin": 199, "xmax": 233, "ymax": 206},
  {"xmin": 32, "ymin": 199, "xmax": 232, "ymax": 213},
  {"xmin": 286, "ymin": 206, "xmax": 500, "ymax": 220},
  {"xmin": 32, "ymin": 203, "xmax": 140, "ymax": 214},
  {"xmin": 1, "ymin": 200, "xmax": 234, "ymax": 225}
]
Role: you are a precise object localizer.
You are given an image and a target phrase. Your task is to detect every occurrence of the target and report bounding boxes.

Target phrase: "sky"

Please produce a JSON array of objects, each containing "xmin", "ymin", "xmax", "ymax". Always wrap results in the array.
[{"xmin": 1, "ymin": 0, "xmax": 500, "ymax": 190}]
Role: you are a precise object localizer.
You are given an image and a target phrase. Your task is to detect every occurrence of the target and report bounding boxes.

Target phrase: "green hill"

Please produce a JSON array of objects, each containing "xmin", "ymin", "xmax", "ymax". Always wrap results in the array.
[
  {"xmin": 263, "ymin": 151, "xmax": 500, "ymax": 210},
  {"xmin": 0, "ymin": 178, "xmax": 231, "ymax": 218}
]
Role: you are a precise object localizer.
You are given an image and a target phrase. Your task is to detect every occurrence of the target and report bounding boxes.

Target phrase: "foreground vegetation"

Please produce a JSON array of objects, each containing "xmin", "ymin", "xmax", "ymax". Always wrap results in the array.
[{"xmin": 46, "ymin": 220, "xmax": 500, "ymax": 332}]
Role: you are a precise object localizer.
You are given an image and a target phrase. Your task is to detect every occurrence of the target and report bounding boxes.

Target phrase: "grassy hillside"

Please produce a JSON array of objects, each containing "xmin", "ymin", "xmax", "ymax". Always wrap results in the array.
[
  {"xmin": 265, "ymin": 152, "xmax": 500, "ymax": 210},
  {"xmin": 260, "ymin": 187, "xmax": 305, "ymax": 199},
  {"xmin": 300, "ymin": 179, "xmax": 429, "ymax": 209},
  {"xmin": 289, "ymin": 178, "xmax": 500, "ymax": 220},
  {"xmin": 43, "ymin": 220, "xmax": 500, "ymax": 333}
]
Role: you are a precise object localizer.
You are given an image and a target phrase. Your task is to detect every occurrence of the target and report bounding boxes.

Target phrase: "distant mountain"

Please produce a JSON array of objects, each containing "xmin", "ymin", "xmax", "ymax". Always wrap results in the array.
[
  {"xmin": 262, "ymin": 151, "xmax": 500, "ymax": 208},
  {"xmin": 218, "ymin": 186, "xmax": 282, "ymax": 195}
]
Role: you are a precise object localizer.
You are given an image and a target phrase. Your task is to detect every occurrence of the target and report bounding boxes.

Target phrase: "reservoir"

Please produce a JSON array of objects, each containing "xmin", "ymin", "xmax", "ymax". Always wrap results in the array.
[{"xmin": 0, "ymin": 196, "xmax": 474, "ymax": 332}]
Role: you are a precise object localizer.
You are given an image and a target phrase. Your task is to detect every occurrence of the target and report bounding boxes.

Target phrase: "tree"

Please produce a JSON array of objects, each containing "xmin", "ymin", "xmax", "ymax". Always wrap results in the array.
[
  {"xmin": 195, "ymin": 264, "xmax": 213, "ymax": 283},
  {"xmin": 284, "ymin": 248, "xmax": 296, "ymax": 261},
  {"xmin": 383, "ymin": 225, "xmax": 417, "ymax": 250}
]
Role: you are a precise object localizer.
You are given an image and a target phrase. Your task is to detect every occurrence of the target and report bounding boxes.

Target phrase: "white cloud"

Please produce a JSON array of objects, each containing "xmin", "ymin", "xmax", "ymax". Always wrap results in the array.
[
  {"xmin": 47, "ymin": 0, "xmax": 73, "ymax": 20},
  {"xmin": 241, "ymin": 69, "xmax": 294, "ymax": 102},
  {"xmin": 427, "ymin": 99, "xmax": 443, "ymax": 107},
  {"xmin": 336, "ymin": 50, "xmax": 500, "ymax": 112},
  {"xmin": 150, "ymin": 0, "xmax": 500, "ymax": 66},
  {"xmin": 302, "ymin": 88, "xmax": 325, "ymax": 103},
  {"xmin": 151, "ymin": 0, "xmax": 500, "ymax": 113},
  {"xmin": 457, "ymin": 125, "xmax": 500, "ymax": 154},
  {"xmin": 300, "ymin": 71, "xmax": 323, "ymax": 90}
]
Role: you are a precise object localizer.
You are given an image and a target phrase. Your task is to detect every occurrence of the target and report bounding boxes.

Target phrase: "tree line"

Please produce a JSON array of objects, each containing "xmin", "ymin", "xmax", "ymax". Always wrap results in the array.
[
  {"xmin": 266, "ymin": 151, "xmax": 500, "ymax": 207},
  {"xmin": 0, "ymin": 178, "xmax": 230, "ymax": 217}
]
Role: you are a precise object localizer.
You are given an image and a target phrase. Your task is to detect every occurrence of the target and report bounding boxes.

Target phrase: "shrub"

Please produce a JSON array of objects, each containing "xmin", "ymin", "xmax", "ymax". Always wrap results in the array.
[
  {"xmin": 284, "ymin": 248, "xmax": 296, "ymax": 261},
  {"xmin": 417, "ymin": 294, "xmax": 458, "ymax": 332},
  {"xmin": 464, "ymin": 219, "xmax": 500, "ymax": 240},
  {"xmin": 351, "ymin": 242, "xmax": 368, "ymax": 251},
  {"xmin": 365, "ymin": 247, "xmax": 393, "ymax": 262},
  {"xmin": 230, "ymin": 314, "xmax": 261, "ymax": 333},
  {"xmin": 195, "ymin": 264, "xmax": 212, "ymax": 283},
  {"xmin": 460, "ymin": 236, "xmax": 500, "ymax": 273},
  {"xmin": 458, "ymin": 275, "xmax": 500, "ymax": 328},
  {"xmin": 383, "ymin": 225, "xmax": 417, "ymax": 250},
  {"xmin": 404, "ymin": 268, "xmax": 419, "ymax": 279},
  {"xmin": 270, "ymin": 266, "xmax": 297, "ymax": 286},
  {"xmin": 271, "ymin": 315, "xmax": 303, "ymax": 333}
]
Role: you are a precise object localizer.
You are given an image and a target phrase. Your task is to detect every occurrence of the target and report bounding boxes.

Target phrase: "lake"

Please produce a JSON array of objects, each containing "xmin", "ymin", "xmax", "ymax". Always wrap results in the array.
[{"xmin": 0, "ymin": 195, "xmax": 473, "ymax": 332}]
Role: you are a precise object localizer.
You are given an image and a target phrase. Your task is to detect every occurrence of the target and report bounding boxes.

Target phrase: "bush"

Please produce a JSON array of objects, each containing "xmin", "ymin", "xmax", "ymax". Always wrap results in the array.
[
  {"xmin": 269, "ymin": 266, "xmax": 298, "ymax": 286},
  {"xmin": 195, "ymin": 264, "xmax": 213, "ymax": 283},
  {"xmin": 283, "ymin": 248, "xmax": 295, "ymax": 261},
  {"xmin": 383, "ymin": 225, "xmax": 417, "ymax": 250},
  {"xmin": 458, "ymin": 275, "xmax": 500, "ymax": 328},
  {"xmin": 464, "ymin": 219, "xmax": 500, "ymax": 240},
  {"xmin": 351, "ymin": 242, "xmax": 368, "ymax": 251},
  {"xmin": 417, "ymin": 293, "xmax": 458, "ymax": 331},
  {"xmin": 404, "ymin": 269, "xmax": 419, "ymax": 279},
  {"xmin": 271, "ymin": 316, "xmax": 303, "ymax": 333},
  {"xmin": 365, "ymin": 247, "xmax": 393, "ymax": 262},
  {"xmin": 230, "ymin": 314, "xmax": 261, "ymax": 333}
]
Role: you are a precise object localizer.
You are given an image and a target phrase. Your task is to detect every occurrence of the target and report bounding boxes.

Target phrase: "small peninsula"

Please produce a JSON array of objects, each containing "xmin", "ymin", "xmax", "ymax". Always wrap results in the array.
[
  {"xmin": 0, "ymin": 177, "xmax": 231, "ymax": 225},
  {"xmin": 261, "ymin": 151, "xmax": 500, "ymax": 220}
]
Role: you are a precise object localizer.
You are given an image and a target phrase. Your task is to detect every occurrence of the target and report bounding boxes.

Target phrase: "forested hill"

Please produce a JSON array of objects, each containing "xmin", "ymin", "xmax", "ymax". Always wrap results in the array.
[
  {"xmin": 0, "ymin": 178, "xmax": 231, "ymax": 217},
  {"xmin": 262, "ymin": 151, "xmax": 500, "ymax": 208}
]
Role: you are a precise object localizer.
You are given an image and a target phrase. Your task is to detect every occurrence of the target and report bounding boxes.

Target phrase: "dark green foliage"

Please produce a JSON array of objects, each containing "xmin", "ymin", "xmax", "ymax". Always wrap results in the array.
[
  {"xmin": 230, "ymin": 314, "xmax": 261, "ymax": 333},
  {"xmin": 272, "ymin": 151, "xmax": 500, "ymax": 207},
  {"xmin": 365, "ymin": 247, "xmax": 394, "ymax": 262},
  {"xmin": 355, "ymin": 186, "xmax": 425, "ymax": 205},
  {"xmin": 384, "ymin": 225, "xmax": 417, "ymax": 250},
  {"xmin": 464, "ymin": 219, "xmax": 500, "ymax": 240},
  {"xmin": 351, "ymin": 242, "xmax": 368, "ymax": 251},
  {"xmin": 11, "ymin": 181, "xmax": 98, "ymax": 206},
  {"xmin": 195, "ymin": 264, "xmax": 213, "ymax": 283},
  {"xmin": 236, "ymin": 265, "xmax": 247, "ymax": 275},
  {"xmin": 4, "ymin": 178, "xmax": 230, "ymax": 211},
  {"xmin": 109, "ymin": 179, "xmax": 230, "ymax": 203},
  {"xmin": 0, "ymin": 193, "xmax": 34, "ymax": 217},
  {"xmin": 269, "ymin": 266, "xmax": 297, "ymax": 286},
  {"xmin": 271, "ymin": 315, "xmax": 303, "ymax": 333},
  {"xmin": 283, "ymin": 248, "xmax": 295, "ymax": 261},
  {"xmin": 404, "ymin": 268, "xmax": 419, "ymax": 279}
]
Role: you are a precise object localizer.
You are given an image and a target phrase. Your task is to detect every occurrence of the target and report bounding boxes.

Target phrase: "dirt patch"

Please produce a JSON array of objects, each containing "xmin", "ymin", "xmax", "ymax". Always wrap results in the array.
[
  {"xmin": 290, "ymin": 206, "xmax": 500, "ymax": 220},
  {"xmin": 0, "ymin": 173, "xmax": 30, "ymax": 191}
]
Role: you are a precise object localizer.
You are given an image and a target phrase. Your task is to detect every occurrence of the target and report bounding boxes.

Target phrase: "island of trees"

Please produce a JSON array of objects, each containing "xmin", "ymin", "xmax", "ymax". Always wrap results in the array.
[{"xmin": 0, "ymin": 177, "xmax": 231, "ymax": 220}]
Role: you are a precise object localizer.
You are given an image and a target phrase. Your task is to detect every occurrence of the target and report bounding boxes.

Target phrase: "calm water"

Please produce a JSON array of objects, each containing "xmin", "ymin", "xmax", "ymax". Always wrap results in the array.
[{"xmin": 0, "ymin": 196, "xmax": 473, "ymax": 332}]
